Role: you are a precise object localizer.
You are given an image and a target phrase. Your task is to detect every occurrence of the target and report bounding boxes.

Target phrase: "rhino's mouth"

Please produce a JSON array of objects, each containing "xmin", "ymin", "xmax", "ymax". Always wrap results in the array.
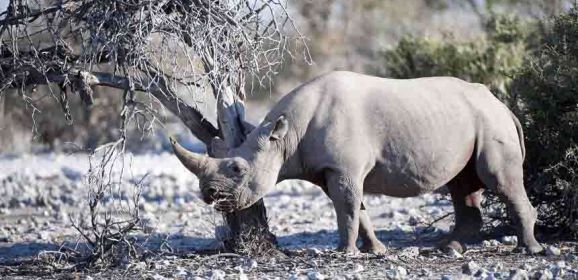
[
  {"xmin": 201, "ymin": 186, "xmax": 230, "ymax": 203},
  {"xmin": 213, "ymin": 196, "xmax": 237, "ymax": 212},
  {"xmin": 208, "ymin": 188, "xmax": 244, "ymax": 213},
  {"xmin": 212, "ymin": 187, "xmax": 253, "ymax": 212}
]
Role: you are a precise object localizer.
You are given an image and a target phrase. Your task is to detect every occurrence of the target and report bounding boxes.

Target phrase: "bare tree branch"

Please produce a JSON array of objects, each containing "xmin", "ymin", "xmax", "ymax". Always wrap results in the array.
[
  {"xmin": 4, "ymin": 67, "xmax": 219, "ymax": 144},
  {"xmin": 1, "ymin": 0, "xmax": 307, "ymax": 257}
]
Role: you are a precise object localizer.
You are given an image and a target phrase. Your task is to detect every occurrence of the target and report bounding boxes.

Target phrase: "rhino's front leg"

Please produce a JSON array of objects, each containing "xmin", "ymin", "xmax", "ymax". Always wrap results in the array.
[
  {"xmin": 359, "ymin": 210, "xmax": 387, "ymax": 254},
  {"xmin": 327, "ymin": 172, "xmax": 363, "ymax": 254}
]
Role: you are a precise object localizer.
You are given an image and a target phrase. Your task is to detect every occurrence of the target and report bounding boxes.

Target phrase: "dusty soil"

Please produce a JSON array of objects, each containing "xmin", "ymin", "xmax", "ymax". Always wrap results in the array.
[{"xmin": 0, "ymin": 153, "xmax": 576, "ymax": 279}]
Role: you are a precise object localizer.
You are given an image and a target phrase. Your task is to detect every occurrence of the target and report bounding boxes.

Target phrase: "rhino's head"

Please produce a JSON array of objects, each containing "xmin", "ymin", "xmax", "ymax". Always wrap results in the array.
[{"xmin": 170, "ymin": 115, "xmax": 289, "ymax": 212}]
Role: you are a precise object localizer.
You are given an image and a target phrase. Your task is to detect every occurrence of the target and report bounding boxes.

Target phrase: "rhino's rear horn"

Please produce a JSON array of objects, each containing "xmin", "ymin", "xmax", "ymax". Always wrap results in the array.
[{"xmin": 169, "ymin": 137, "xmax": 209, "ymax": 176}]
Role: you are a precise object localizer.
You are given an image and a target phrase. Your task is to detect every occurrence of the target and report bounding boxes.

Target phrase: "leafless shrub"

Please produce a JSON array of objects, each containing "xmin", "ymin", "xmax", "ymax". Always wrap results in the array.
[{"xmin": 69, "ymin": 141, "xmax": 144, "ymax": 266}]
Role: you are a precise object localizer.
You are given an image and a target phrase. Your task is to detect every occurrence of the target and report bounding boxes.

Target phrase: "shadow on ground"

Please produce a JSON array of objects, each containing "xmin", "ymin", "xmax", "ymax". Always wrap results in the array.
[
  {"xmin": 0, "ymin": 226, "xmax": 446, "ymax": 264},
  {"xmin": 0, "ymin": 234, "xmax": 218, "ymax": 265},
  {"xmin": 0, "ymin": 242, "xmax": 60, "ymax": 263},
  {"xmin": 277, "ymin": 226, "xmax": 446, "ymax": 250}
]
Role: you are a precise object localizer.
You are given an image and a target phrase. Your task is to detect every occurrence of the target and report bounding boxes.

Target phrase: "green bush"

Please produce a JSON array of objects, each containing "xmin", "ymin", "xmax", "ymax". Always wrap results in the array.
[
  {"xmin": 515, "ymin": 9, "xmax": 578, "ymax": 173},
  {"xmin": 377, "ymin": 14, "xmax": 529, "ymax": 105},
  {"xmin": 513, "ymin": 8, "xmax": 578, "ymax": 237},
  {"xmin": 375, "ymin": 11, "xmax": 578, "ymax": 238}
]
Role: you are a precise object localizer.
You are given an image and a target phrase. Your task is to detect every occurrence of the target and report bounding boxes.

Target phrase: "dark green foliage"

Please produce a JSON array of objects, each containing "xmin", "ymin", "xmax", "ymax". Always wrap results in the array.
[
  {"xmin": 513, "ymin": 8, "xmax": 578, "ymax": 237},
  {"xmin": 376, "ymin": 10, "xmax": 578, "ymax": 237},
  {"xmin": 515, "ymin": 9, "xmax": 578, "ymax": 174},
  {"xmin": 528, "ymin": 148, "xmax": 578, "ymax": 236},
  {"xmin": 377, "ymin": 14, "xmax": 528, "ymax": 104}
]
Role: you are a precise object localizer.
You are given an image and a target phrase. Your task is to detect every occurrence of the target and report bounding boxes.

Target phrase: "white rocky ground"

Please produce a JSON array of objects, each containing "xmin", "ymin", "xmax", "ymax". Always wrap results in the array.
[{"xmin": 0, "ymin": 152, "xmax": 576, "ymax": 279}]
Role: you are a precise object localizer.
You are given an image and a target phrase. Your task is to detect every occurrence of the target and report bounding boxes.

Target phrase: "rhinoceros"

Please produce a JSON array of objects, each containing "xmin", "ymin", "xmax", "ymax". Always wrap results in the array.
[{"xmin": 170, "ymin": 71, "xmax": 543, "ymax": 254}]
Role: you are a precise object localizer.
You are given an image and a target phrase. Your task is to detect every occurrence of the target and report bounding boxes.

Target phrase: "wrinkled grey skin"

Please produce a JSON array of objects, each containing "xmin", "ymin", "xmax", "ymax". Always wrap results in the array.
[{"xmin": 171, "ymin": 71, "xmax": 543, "ymax": 254}]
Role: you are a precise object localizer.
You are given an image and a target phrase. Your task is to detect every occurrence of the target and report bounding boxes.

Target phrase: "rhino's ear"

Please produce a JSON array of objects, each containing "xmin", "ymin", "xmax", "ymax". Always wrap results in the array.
[
  {"xmin": 210, "ymin": 137, "xmax": 229, "ymax": 158},
  {"xmin": 269, "ymin": 115, "xmax": 289, "ymax": 141}
]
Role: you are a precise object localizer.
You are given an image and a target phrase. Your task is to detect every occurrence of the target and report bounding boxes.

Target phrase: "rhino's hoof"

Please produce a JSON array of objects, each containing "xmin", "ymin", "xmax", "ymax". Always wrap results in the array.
[
  {"xmin": 440, "ymin": 240, "xmax": 466, "ymax": 254},
  {"xmin": 361, "ymin": 242, "xmax": 387, "ymax": 255},
  {"xmin": 529, "ymin": 244, "xmax": 544, "ymax": 254},
  {"xmin": 337, "ymin": 245, "xmax": 360, "ymax": 255},
  {"xmin": 512, "ymin": 242, "xmax": 546, "ymax": 255}
]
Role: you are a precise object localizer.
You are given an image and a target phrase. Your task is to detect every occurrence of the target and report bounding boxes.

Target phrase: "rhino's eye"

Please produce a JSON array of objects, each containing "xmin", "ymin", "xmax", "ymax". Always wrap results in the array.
[
  {"xmin": 230, "ymin": 162, "xmax": 245, "ymax": 175},
  {"xmin": 228, "ymin": 159, "xmax": 248, "ymax": 175},
  {"xmin": 231, "ymin": 164, "xmax": 242, "ymax": 174}
]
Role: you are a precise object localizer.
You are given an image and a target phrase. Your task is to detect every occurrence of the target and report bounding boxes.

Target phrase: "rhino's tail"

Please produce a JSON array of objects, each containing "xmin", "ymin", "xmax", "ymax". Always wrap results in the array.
[{"xmin": 510, "ymin": 111, "xmax": 526, "ymax": 161}]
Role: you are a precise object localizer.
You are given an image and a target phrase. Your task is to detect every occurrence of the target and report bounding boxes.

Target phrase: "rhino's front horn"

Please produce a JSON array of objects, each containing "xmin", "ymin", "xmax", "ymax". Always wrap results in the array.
[{"xmin": 169, "ymin": 137, "xmax": 209, "ymax": 176}]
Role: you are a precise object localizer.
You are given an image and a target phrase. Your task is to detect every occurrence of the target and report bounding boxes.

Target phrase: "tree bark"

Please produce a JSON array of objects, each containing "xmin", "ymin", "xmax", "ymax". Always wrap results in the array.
[
  {"xmin": 213, "ymin": 86, "xmax": 276, "ymax": 253},
  {"xmin": 0, "ymin": 93, "xmax": 5, "ymax": 148}
]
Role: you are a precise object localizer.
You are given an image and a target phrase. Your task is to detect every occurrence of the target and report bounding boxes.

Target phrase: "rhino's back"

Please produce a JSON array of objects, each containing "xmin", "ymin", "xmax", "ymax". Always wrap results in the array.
[{"xmin": 274, "ymin": 72, "xmax": 516, "ymax": 196}]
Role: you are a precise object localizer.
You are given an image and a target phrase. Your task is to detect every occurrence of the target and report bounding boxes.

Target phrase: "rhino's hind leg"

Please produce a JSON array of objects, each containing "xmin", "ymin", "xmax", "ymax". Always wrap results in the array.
[
  {"xmin": 359, "ymin": 210, "xmax": 387, "ymax": 254},
  {"xmin": 442, "ymin": 162, "xmax": 484, "ymax": 253},
  {"xmin": 326, "ymin": 171, "xmax": 363, "ymax": 254},
  {"xmin": 476, "ymin": 145, "xmax": 543, "ymax": 254}
]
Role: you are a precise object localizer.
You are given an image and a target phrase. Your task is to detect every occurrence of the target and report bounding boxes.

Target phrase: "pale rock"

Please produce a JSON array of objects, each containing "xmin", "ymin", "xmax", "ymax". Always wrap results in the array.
[
  {"xmin": 132, "ymin": 261, "xmax": 147, "ymax": 270},
  {"xmin": 501, "ymin": 236, "xmax": 518, "ymax": 245},
  {"xmin": 243, "ymin": 258, "xmax": 258, "ymax": 270},
  {"xmin": 520, "ymin": 263, "xmax": 534, "ymax": 271},
  {"xmin": 446, "ymin": 248, "xmax": 463, "ymax": 259},
  {"xmin": 400, "ymin": 246, "xmax": 420, "ymax": 258},
  {"xmin": 386, "ymin": 265, "xmax": 408, "ymax": 279},
  {"xmin": 534, "ymin": 269, "xmax": 553, "ymax": 280},
  {"xmin": 176, "ymin": 266, "xmax": 188, "ymax": 277},
  {"xmin": 475, "ymin": 268, "xmax": 492, "ymax": 279},
  {"xmin": 37, "ymin": 231, "xmax": 50, "ymax": 241},
  {"xmin": 174, "ymin": 197, "xmax": 185, "ymax": 206},
  {"xmin": 462, "ymin": 261, "xmax": 480, "ymax": 275},
  {"xmin": 141, "ymin": 202, "xmax": 156, "ymax": 213},
  {"xmin": 553, "ymin": 260, "xmax": 567, "ymax": 269},
  {"xmin": 238, "ymin": 268, "xmax": 249, "ymax": 280},
  {"xmin": 490, "ymin": 239, "xmax": 502, "ymax": 246},
  {"xmin": 545, "ymin": 246, "xmax": 561, "ymax": 256},
  {"xmin": 508, "ymin": 269, "xmax": 529, "ymax": 280},
  {"xmin": 490, "ymin": 263, "xmax": 504, "ymax": 272},
  {"xmin": 546, "ymin": 246, "xmax": 561, "ymax": 256},
  {"xmin": 417, "ymin": 268, "xmax": 431, "ymax": 277},
  {"xmin": 548, "ymin": 261, "xmax": 566, "ymax": 278},
  {"xmin": 152, "ymin": 274, "xmax": 168, "ymax": 280},
  {"xmin": 307, "ymin": 271, "xmax": 326, "ymax": 280},
  {"xmin": 307, "ymin": 247, "xmax": 322, "ymax": 256},
  {"xmin": 425, "ymin": 207, "xmax": 442, "ymax": 216},
  {"xmin": 210, "ymin": 269, "xmax": 226, "ymax": 280},
  {"xmin": 395, "ymin": 224, "xmax": 413, "ymax": 233}
]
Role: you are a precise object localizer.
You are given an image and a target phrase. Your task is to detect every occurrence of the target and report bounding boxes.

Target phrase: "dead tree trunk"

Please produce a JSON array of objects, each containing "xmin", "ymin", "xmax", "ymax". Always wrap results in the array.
[
  {"xmin": 210, "ymin": 83, "xmax": 276, "ymax": 252},
  {"xmin": 0, "ymin": 93, "xmax": 5, "ymax": 148}
]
